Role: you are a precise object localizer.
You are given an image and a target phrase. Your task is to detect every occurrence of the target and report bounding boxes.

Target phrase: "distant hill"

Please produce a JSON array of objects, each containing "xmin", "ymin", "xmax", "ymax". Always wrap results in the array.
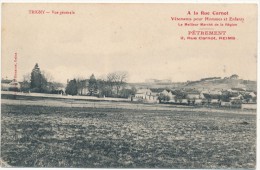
[
  {"xmin": 128, "ymin": 82, "xmax": 186, "ymax": 89},
  {"xmin": 184, "ymin": 79, "xmax": 256, "ymax": 91},
  {"xmin": 129, "ymin": 78, "xmax": 257, "ymax": 92}
]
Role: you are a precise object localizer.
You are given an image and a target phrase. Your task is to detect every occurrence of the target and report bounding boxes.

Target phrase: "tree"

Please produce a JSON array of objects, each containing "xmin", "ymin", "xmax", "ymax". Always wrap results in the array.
[
  {"xmin": 114, "ymin": 71, "xmax": 128, "ymax": 96},
  {"xmin": 48, "ymin": 82, "xmax": 65, "ymax": 94},
  {"xmin": 119, "ymin": 87, "xmax": 137, "ymax": 98},
  {"xmin": 220, "ymin": 91, "xmax": 232, "ymax": 102},
  {"xmin": 23, "ymin": 73, "xmax": 31, "ymax": 83},
  {"xmin": 77, "ymin": 79, "xmax": 87, "ymax": 95},
  {"xmin": 97, "ymin": 80, "xmax": 111, "ymax": 97},
  {"xmin": 30, "ymin": 63, "xmax": 47, "ymax": 92},
  {"xmin": 242, "ymin": 94, "xmax": 251, "ymax": 103},
  {"xmin": 106, "ymin": 72, "xmax": 117, "ymax": 96},
  {"xmin": 173, "ymin": 90, "xmax": 187, "ymax": 103},
  {"xmin": 42, "ymin": 71, "xmax": 54, "ymax": 83},
  {"xmin": 21, "ymin": 73, "xmax": 31, "ymax": 92},
  {"xmin": 158, "ymin": 93, "xmax": 170, "ymax": 103},
  {"xmin": 106, "ymin": 71, "xmax": 128, "ymax": 96},
  {"xmin": 88, "ymin": 74, "xmax": 98, "ymax": 96},
  {"xmin": 65, "ymin": 79, "xmax": 78, "ymax": 95}
]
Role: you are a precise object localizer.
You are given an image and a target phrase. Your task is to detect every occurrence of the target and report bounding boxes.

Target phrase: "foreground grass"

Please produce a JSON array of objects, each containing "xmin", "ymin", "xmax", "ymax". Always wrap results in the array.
[{"xmin": 1, "ymin": 103, "xmax": 256, "ymax": 168}]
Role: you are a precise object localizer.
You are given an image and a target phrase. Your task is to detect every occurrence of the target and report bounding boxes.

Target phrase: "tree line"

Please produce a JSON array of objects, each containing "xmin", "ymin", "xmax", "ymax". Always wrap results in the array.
[
  {"xmin": 66, "ymin": 71, "xmax": 137, "ymax": 98},
  {"xmin": 21, "ymin": 63, "xmax": 136, "ymax": 98},
  {"xmin": 21, "ymin": 63, "xmax": 66, "ymax": 94}
]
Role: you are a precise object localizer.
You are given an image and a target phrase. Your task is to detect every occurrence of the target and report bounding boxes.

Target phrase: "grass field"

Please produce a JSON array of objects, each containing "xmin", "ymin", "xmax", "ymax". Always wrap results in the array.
[{"xmin": 1, "ymin": 99, "xmax": 256, "ymax": 168}]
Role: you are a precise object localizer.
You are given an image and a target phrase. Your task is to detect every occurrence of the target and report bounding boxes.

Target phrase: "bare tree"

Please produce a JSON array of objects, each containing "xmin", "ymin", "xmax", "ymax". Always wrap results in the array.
[
  {"xmin": 41, "ymin": 70, "xmax": 54, "ymax": 83},
  {"xmin": 114, "ymin": 71, "xmax": 128, "ymax": 95},
  {"xmin": 106, "ymin": 72, "xmax": 117, "ymax": 96},
  {"xmin": 76, "ymin": 78, "xmax": 87, "ymax": 95},
  {"xmin": 21, "ymin": 73, "xmax": 31, "ymax": 92},
  {"xmin": 23, "ymin": 73, "xmax": 31, "ymax": 82},
  {"xmin": 106, "ymin": 71, "xmax": 128, "ymax": 96}
]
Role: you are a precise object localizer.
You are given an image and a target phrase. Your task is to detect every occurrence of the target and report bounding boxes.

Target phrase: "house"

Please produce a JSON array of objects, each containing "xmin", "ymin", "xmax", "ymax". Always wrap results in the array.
[
  {"xmin": 230, "ymin": 74, "xmax": 239, "ymax": 79},
  {"xmin": 185, "ymin": 89, "xmax": 203, "ymax": 100},
  {"xmin": 150, "ymin": 88, "xmax": 164, "ymax": 96},
  {"xmin": 135, "ymin": 88, "xmax": 151, "ymax": 99},
  {"xmin": 202, "ymin": 90, "xmax": 222, "ymax": 104},
  {"xmin": 135, "ymin": 88, "xmax": 158, "ymax": 102},
  {"xmin": 161, "ymin": 89, "xmax": 175, "ymax": 100},
  {"xmin": 186, "ymin": 91, "xmax": 201, "ymax": 100},
  {"xmin": 221, "ymin": 101, "xmax": 232, "ymax": 107},
  {"xmin": 231, "ymin": 87, "xmax": 246, "ymax": 92},
  {"xmin": 227, "ymin": 89, "xmax": 240, "ymax": 96},
  {"xmin": 249, "ymin": 92, "xmax": 256, "ymax": 98},
  {"xmin": 1, "ymin": 79, "xmax": 20, "ymax": 91},
  {"xmin": 230, "ymin": 94, "xmax": 243, "ymax": 100},
  {"xmin": 1, "ymin": 79, "xmax": 12, "ymax": 91}
]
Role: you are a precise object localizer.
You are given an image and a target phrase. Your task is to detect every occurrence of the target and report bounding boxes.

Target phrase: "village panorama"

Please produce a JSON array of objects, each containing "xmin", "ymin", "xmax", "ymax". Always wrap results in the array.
[
  {"xmin": 1, "ymin": 63, "xmax": 256, "ymax": 168},
  {"xmin": 2, "ymin": 63, "xmax": 256, "ymax": 108}
]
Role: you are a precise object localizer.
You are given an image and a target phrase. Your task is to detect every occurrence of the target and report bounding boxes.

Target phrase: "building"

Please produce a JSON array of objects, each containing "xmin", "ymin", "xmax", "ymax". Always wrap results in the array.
[
  {"xmin": 186, "ymin": 91, "xmax": 201, "ymax": 100},
  {"xmin": 135, "ymin": 88, "xmax": 158, "ymax": 102},
  {"xmin": 184, "ymin": 89, "xmax": 204, "ymax": 100},
  {"xmin": 230, "ymin": 74, "xmax": 239, "ymax": 79},
  {"xmin": 161, "ymin": 89, "xmax": 175, "ymax": 100},
  {"xmin": 1, "ymin": 79, "xmax": 20, "ymax": 91}
]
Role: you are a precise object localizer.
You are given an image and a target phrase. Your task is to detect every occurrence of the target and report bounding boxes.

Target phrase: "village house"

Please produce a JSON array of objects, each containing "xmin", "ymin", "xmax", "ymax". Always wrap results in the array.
[
  {"xmin": 161, "ymin": 89, "xmax": 175, "ymax": 100},
  {"xmin": 184, "ymin": 89, "xmax": 204, "ymax": 104},
  {"xmin": 186, "ymin": 91, "xmax": 201, "ymax": 100},
  {"xmin": 135, "ymin": 88, "xmax": 158, "ymax": 103},
  {"xmin": 230, "ymin": 94, "xmax": 243, "ymax": 100},
  {"xmin": 230, "ymin": 74, "xmax": 239, "ymax": 79},
  {"xmin": 150, "ymin": 88, "xmax": 164, "ymax": 96},
  {"xmin": 1, "ymin": 79, "xmax": 21, "ymax": 91},
  {"xmin": 249, "ymin": 91, "xmax": 256, "ymax": 98},
  {"xmin": 202, "ymin": 90, "xmax": 222, "ymax": 104},
  {"xmin": 241, "ymin": 91, "xmax": 256, "ymax": 103},
  {"xmin": 231, "ymin": 87, "xmax": 246, "ymax": 92}
]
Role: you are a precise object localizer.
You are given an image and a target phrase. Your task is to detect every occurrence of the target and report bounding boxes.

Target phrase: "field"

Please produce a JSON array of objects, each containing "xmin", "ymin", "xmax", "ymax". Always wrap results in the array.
[{"xmin": 1, "ymin": 98, "xmax": 256, "ymax": 168}]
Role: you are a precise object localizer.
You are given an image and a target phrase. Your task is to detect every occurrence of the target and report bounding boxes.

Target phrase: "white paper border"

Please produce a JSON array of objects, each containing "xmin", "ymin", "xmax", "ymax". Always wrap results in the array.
[{"xmin": 0, "ymin": 1, "xmax": 258, "ymax": 170}]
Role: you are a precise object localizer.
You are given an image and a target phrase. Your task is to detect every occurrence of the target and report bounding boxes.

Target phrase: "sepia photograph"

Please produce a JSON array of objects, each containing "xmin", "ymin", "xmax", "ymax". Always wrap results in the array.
[{"xmin": 1, "ymin": 3, "xmax": 257, "ymax": 169}]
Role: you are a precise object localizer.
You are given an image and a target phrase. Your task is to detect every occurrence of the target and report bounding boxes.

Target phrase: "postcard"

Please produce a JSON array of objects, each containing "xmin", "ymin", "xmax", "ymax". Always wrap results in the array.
[{"xmin": 1, "ymin": 2, "xmax": 257, "ymax": 169}]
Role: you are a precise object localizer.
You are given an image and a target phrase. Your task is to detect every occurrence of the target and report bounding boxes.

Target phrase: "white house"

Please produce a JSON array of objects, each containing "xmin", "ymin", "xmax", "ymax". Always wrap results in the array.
[
  {"xmin": 161, "ymin": 90, "xmax": 175, "ymax": 100},
  {"xmin": 186, "ymin": 90, "xmax": 202, "ymax": 100},
  {"xmin": 230, "ymin": 94, "xmax": 244, "ymax": 100},
  {"xmin": 1, "ymin": 79, "xmax": 20, "ymax": 91},
  {"xmin": 135, "ymin": 88, "xmax": 158, "ymax": 102},
  {"xmin": 249, "ymin": 92, "xmax": 256, "ymax": 98}
]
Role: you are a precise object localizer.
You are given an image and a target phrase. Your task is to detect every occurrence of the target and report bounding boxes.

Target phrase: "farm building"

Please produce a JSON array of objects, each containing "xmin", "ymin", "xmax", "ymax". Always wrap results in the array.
[
  {"xmin": 231, "ymin": 87, "xmax": 246, "ymax": 92},
  {"xmin": 186, "ymin": 91, "xmax": 201, "ymax": 100},
  {"xmin": 249, "ymin": 92, "xmax": 256, "ymax": 98},
  {"xmin": 230, "ymin": 94, "xmax": 244, "ymax": 100},
  {"xmin": 150, "ymin": 88, "xmax": 164, "ymax": 95},
  {"xmin": 135, "ymin": 88, "xmax": 158, "ymax": 102},
  {"xmin": 230, "ymin": 74, "xmax": 239, "ymax": 79},
  {"xmin": 161, "ymin": 89, "xmax": 175, "ymax": 100},
  {"xmin": 1, "ymin": 79, "xmax": 20, "ymax": 91}
]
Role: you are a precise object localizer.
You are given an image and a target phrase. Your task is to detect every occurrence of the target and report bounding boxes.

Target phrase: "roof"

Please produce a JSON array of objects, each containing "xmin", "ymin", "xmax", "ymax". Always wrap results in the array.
[
  {"xmin": 185, "ymin": 88, "xmax": 200, "ymax": 94},
  {"xmin": 203, "ymin": 93, "xmax": 221, "ymax": 99},
  {"xmin": 231, "ymin": 88, "xmax": 246, "ymax": 91},
  {"xmin": 150, "ymin": 88, "xmax": 164, "ymax": 93},
  {"xmin": 187, "ymin": 91, "xmax": 200, "ymax": 95},
  {"xmin": 136, "ymin": 88, "xmax": 152, "ymax": 94},
  {"xmin": 1, "ymin": 79, "xmax": 12, "ymax": 84}
]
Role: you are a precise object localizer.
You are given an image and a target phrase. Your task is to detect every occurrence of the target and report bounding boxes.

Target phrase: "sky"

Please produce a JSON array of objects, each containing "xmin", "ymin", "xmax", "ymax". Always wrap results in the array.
[{"xmin": 2, "ymin": 3, "xmax": 257, "ymax": 83}]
